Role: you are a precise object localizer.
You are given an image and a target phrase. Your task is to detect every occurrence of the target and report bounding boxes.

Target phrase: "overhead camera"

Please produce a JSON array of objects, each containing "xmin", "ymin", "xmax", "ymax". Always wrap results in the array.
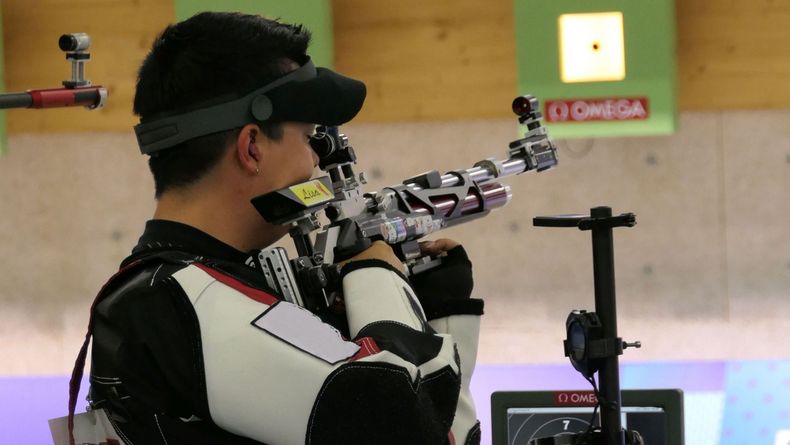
[
  {"xmin": 59, "ymin": 33, "xmax": 93, "ymax": 88},
  {"xmin": 58, "ymin": 33, "xmax": 91, "ymax": 52}
]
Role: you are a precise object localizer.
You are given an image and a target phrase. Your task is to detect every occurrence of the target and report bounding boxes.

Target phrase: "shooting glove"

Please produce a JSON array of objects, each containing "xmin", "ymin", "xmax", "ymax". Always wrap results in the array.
[
  {"xmin": 409, "ymin": 245, "xmax": 483, "ymax": 320},
  {"xmin": 412, "ymin": 244, "xmax": 484, "ymax": 445}
]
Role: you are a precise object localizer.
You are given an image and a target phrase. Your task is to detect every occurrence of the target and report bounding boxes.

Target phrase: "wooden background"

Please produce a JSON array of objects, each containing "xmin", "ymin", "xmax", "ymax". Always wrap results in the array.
[{"xmin": 2, "ymin": 0, "xmax": 789, "ymax": 133}]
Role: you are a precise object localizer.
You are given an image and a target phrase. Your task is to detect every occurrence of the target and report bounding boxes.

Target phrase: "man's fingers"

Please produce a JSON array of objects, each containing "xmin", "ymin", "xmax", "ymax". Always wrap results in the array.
[{"xmin": 418, "ymin": 238, "xmax": 460, "ymax": 256}]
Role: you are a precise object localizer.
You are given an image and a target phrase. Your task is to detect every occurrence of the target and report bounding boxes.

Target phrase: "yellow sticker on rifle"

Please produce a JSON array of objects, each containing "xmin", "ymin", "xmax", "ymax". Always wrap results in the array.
[{"xmin": 290, "ymin": 180, "xmax": 334, "ymax": 206}]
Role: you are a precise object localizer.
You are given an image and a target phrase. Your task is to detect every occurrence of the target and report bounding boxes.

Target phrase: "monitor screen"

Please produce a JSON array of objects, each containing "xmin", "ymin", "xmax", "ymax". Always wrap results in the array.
[{"xmin": 491, "ymin": 389, "xmax": 684, "ymax": 445}]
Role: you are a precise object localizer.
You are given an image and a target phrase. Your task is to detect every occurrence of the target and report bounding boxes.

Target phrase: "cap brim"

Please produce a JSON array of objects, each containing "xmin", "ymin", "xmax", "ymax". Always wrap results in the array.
[
  {"xmin": 267, "ymin": 67, "xmax": 366, "ymax": 126},
  {"xmin": 135, "ymin": 58, "xmax": 366, "ymax": 155}
]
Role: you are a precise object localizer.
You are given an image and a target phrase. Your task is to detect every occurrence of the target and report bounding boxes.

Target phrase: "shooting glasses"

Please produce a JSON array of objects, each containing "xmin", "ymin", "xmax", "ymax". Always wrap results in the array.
[{"xmin": 134, "ymin": 57, "xmax": 367, "ymax": 155}]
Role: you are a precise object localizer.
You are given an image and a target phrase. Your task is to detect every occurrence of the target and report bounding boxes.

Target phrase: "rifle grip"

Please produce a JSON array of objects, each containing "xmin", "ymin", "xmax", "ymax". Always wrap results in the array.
[
  {"xmin": 333, "ymin": 237, "xmax": 373, "ymax": 263},
  {"xmin": 331, "ymin": 219, "xmax": 373, "ymax": 263}
]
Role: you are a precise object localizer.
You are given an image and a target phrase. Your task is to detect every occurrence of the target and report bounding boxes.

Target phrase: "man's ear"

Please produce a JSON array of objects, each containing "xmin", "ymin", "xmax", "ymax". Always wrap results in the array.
[{"xmin": 236, "ymin": 123, "xmax": 263, "ymax": 174}]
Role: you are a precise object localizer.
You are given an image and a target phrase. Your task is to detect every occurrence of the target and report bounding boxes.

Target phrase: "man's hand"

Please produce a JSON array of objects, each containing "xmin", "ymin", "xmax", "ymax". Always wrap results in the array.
[
  {"xmin": 341, "ymin": 240, "xmax": 405, "ymax": 273},
  {"xmin": 411, "ymin": 238, "xmax": 474, "ymax": 303}
]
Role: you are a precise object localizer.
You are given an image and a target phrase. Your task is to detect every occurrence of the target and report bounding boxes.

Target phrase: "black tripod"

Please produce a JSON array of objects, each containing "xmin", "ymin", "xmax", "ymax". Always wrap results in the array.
[{"xmin": 530, "ymin": 206, "xmax": 642, "ymax": 445}]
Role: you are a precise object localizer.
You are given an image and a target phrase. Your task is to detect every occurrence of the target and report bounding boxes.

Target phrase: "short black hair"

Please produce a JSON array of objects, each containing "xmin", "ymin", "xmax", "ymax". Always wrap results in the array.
[{"xmin": 134, "ymin": 12, "xmax": 312, "ymax": 197}]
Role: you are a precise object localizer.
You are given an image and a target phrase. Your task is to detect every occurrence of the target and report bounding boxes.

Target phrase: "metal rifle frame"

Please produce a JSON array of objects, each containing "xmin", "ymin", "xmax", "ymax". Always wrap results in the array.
[{"xmin": 250, "ymin": 95, "xmax": 559, "ymax": 313}]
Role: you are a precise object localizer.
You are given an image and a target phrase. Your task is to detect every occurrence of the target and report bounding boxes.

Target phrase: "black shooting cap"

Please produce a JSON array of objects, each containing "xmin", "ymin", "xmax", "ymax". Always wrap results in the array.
[{"xmin": 134, "ymin": 57, "xmax": 366, "ymax": 155}]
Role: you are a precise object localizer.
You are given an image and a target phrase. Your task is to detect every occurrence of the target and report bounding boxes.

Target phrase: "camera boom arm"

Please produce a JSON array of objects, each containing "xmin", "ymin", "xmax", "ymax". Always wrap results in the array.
[{"xmin": 0, "ymin": 33, "xmax": 107, "ymax": 110}]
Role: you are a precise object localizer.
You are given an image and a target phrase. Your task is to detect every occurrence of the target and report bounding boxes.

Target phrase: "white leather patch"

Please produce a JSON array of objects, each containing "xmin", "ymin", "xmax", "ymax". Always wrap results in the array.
[
  {"xmin": 49, "ymin": 409, "xmax": 126, "ymax": 445},
  {"xmin": 252, "ymin": 301, "xmax": 360, "ymax": 364},
  {"xmin": 343, "ymin": 266, "xmax": 425, "ymax": 337},
  {"xmin": 172, "ymin": 265, "xmax": 215, "ymax": 304}
]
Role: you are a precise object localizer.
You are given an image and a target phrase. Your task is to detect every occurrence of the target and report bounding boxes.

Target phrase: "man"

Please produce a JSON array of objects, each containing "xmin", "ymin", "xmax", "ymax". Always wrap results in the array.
[{"xmin": 83, "ymin": 11, "xmax": 483, "ymax": 445}]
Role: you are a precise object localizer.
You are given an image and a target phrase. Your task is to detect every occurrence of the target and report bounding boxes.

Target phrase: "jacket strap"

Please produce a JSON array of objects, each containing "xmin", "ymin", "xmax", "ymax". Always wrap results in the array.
[{"xmin": 67, "ymin": 250, "xmax": 198, "ymax": 445}]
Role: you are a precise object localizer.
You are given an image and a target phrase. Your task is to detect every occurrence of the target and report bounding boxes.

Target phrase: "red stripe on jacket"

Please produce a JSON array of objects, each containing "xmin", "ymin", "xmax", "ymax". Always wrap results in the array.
[
  {"xmin": 195, "ymin": 263, "xmax": 279, "ymax": 305},
  {"xmin": 351, "ymin": 336, "xmax": 382, "ymax": 361}
]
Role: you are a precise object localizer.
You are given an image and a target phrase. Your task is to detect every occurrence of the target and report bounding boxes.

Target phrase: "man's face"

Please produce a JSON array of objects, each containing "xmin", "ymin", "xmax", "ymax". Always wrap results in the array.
[
  {"xmin": 242, "ymin": 121, "xmax": 321, "ymax": 248},
  {"xmin": 259, "ymin": 122, "xmax": 320, "ymax": 192}
]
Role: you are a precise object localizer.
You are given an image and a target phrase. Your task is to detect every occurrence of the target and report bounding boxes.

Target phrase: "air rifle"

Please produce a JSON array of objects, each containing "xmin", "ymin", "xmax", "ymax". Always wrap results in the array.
[{"xmin": 250, "ymin": 95, "xmax": 558, "ymax": 312}]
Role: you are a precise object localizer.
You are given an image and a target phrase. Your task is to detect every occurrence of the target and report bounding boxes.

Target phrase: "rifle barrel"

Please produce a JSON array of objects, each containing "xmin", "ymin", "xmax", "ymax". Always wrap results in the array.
[
  {"xmin": 408, "ymin": 181, "xmax": 512, "ymax": 218},
  {"xmin": 457, "ymin": 158, "xmax": 529, "ymax": 186},
  {"xmin": 403, "ymin": 157, "xmax": 528, "ymax": 191}
]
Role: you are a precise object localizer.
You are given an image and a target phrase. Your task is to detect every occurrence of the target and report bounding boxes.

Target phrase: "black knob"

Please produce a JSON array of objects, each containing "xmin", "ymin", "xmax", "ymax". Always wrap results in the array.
[
  {"xmin": 307, "ymin": 267, "xmax": 328, "ymax": 289},
  {"xmin": 512, "ymin": 95, "xmax": 537, "ymax": 117}
]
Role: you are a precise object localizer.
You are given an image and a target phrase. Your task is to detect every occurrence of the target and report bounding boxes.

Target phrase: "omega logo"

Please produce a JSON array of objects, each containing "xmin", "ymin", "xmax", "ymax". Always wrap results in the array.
[
  {"xmin": 554, "ymin": 391, "xmax": 598, "ymax": 405},
  {"xmin": 545, "ymin": 98, "xmax": 649, "ymax": 123}
]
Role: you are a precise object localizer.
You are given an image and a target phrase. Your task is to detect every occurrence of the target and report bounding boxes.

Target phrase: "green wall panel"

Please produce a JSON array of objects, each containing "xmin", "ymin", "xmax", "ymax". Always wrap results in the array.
[
  {"xmin": 514, "ymin": 0, "xmax": 676, "ymax": 139},
  {"xmin": 175, "ymin": 0, "xmax": 333, "ymax": 68}
]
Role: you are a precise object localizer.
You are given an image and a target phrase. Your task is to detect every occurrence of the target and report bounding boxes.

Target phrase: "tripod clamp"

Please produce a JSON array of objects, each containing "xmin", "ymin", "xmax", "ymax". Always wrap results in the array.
[
  {"xmin": 561, "ymin": 309, "xmax": 641, "ymax": 380},
  {"xmin": 533, "ymin": 212, "xmax": 635, "ymax": 230}
]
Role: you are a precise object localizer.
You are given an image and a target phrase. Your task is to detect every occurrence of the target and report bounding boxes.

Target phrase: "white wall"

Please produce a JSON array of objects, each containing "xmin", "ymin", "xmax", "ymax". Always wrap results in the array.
[{"xmin": 1, "ymin": 109, "xmax": 788, "ymax": 375}]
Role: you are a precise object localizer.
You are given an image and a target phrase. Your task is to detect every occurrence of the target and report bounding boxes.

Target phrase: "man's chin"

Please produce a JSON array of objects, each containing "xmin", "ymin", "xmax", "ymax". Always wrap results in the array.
[{"xmin": 247, "ymin": 220, "xmax": 291, "ymax": 251}]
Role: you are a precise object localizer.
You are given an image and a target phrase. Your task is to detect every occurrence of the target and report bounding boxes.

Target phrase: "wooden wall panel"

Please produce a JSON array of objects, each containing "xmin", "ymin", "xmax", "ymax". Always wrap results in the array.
[
  {"xmin": 332, "ymin": 0, "xmax": 518, "ymax": 121},
  {"xmin": 2, "ymin": 0, "xmax": 173, "ymax": 132},
  {"xmin": 2, "ymin": 0, "xmax": 789, "ymax": 132},
  {"xmin": 676, "ymin": 0, "xmax": 790, "ymax": 110},
  {"xmin": 333, "ymin": 0, "xmax": 790, "ymax": 121}
]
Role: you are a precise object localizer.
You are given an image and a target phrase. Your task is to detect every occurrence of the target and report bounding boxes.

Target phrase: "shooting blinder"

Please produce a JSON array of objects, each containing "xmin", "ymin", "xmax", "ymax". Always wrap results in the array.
[{"xmin": 134, "ymin": 57, "xmax": 367, "ymax": 155}]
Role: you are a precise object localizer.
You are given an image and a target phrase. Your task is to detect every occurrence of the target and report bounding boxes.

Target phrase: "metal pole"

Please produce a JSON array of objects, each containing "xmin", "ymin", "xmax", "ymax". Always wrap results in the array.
[
  {"xmin": 589, "ymin": 206, "xmax": 625, "ymax": 445},
  {"xmin": 0, "ymin": 92, "xmax": 33, "ymax": 109}
]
